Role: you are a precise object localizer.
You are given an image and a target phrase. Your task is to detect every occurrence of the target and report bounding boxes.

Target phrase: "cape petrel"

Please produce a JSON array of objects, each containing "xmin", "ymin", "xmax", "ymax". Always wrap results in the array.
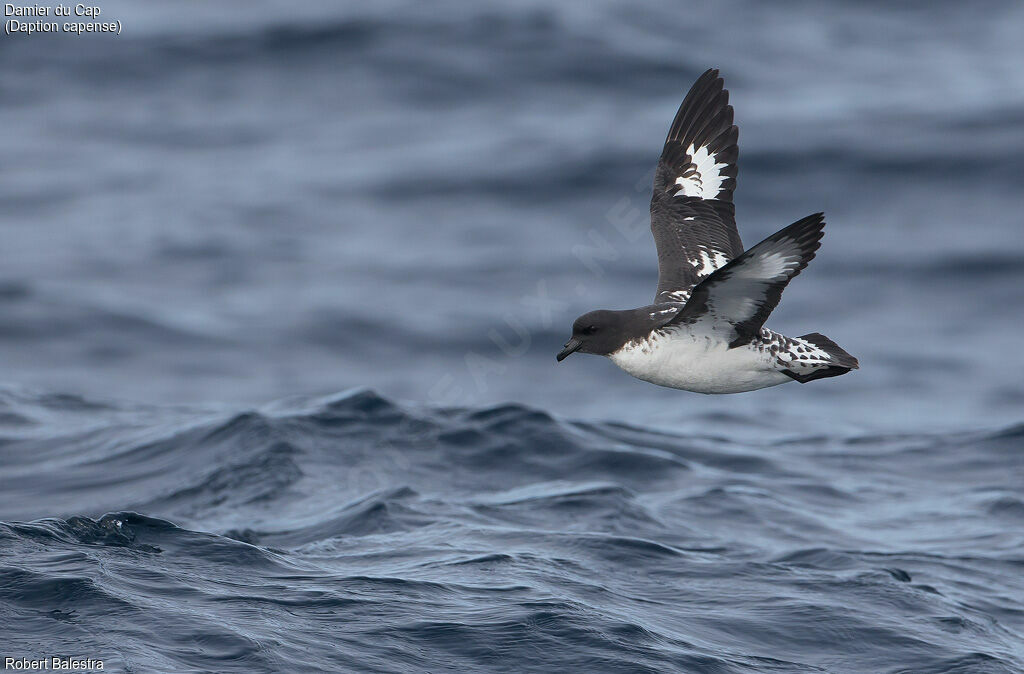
[{"xmin": 557, "ymin": 69, "xmax": 858, "ymax": 394}]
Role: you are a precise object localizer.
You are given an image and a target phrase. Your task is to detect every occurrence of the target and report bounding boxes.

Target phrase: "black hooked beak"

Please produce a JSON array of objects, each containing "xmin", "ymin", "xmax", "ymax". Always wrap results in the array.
[{"xmin": 556, "ymin": 337, "xmax": 582, "ymax": 362}]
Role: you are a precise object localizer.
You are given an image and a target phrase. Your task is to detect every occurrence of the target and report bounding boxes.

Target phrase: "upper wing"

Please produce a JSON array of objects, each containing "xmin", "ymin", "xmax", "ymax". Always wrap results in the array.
[
  {"xmin": 651, "ymin": 69, "xmax": 743, "ymax": 304},
  {"xmin": 668, "ymin": 213, "xmax": 826, "ymax": 347}
]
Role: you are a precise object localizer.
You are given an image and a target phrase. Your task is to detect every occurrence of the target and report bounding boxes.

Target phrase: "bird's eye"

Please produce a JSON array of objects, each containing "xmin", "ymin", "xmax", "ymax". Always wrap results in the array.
[{"xmin": 584, "ymin": 325, "xmax": 598, "ymax": 335}]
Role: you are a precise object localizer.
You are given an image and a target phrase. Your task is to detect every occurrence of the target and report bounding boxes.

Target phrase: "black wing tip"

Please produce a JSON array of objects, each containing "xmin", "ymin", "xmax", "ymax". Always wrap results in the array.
[
  {"xmin": 689, "ymin": 68, "xmax": 721, "ymax": 90},
  {"xmin": 792, "ymin": 212, "xmax": 826, "ymax": 228},
  {"xmin": 664, "ymin": 70, "xmax": 732, "ymax": 146},
  {"xmin": 785, "ymin": 212, "xmax": 827, "ymax": 248},
  {"xmin": 695, "ymin": 68, "xmax": 722, "ymax": 90}
]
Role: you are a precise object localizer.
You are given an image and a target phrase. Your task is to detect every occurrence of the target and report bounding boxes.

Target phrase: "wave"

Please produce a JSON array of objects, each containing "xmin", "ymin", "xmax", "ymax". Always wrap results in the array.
[{"xmin": 2, "ymin": 388, "xmax": 1023, "ymax": 671}]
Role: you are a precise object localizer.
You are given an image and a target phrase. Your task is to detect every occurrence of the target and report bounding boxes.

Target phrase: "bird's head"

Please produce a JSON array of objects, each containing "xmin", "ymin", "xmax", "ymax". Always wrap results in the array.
[{"xmin": 557, "ymin": 310, "xmax": 627, "ymax": 361}]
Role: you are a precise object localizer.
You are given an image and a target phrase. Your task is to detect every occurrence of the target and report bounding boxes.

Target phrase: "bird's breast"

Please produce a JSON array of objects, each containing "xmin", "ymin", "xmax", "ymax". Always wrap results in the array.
[{"xmin": 607, "ymin": 329, "xmax": 786, "ymax": 394}]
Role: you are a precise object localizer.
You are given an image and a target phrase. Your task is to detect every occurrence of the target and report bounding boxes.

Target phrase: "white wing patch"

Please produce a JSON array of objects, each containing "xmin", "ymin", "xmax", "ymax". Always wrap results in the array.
[
  {"xmin": 711, "ymin": 294, "xmax": 759, "ymax": 324},
  {"xmin": 660, "ymin": 290, "xmax": 692, "ymax": 303},
  {"xmin": 673, "ymin": 143, "xmax": 729, "ymax": 200},
  {"xmin": 649, "ymin": 307, "xmax": 679, "ymax": 319},
  {"xmin": 691, "ymin": 249, "xmax": 730, "ymax": 276},
  {"xmin": 703, "ymin": 248, "xmax": 797, "ymax": 324},
  {"xmin": 732, "ymin": 250, "xmax": 800, "ymax": 281}
]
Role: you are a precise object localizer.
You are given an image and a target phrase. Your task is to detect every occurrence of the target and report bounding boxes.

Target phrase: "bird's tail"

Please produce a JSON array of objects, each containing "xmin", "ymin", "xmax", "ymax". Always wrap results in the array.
[{"xmin": 782, "ymin": 332, "xmax": 859, "ymax": 383}]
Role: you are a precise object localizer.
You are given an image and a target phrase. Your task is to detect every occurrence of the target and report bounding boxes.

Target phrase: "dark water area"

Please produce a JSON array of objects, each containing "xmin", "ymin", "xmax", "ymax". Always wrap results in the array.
[
  {"xmin": 3, "ymin": 389, "xmax": 1024, "ymax": 672},
  {"xmin": 2, "ymin": 0, "xmax": 1024, "ymax": 671}
]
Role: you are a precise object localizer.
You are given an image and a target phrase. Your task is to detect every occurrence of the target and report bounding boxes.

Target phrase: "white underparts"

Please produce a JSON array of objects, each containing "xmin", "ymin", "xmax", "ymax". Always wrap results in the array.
[{"xmin": 607, "ymin": 327, "xmax": 835, "ymax": 394}]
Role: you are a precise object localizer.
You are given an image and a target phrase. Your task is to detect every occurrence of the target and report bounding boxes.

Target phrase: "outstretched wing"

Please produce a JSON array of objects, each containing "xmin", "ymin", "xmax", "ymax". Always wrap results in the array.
[
  {"xmin": 668, "ymin": 213, "xmax": 826, "ymax": 347},
  {"xmin": 651, "ymin": 68, "xmax": 743, "ymax": 304}
]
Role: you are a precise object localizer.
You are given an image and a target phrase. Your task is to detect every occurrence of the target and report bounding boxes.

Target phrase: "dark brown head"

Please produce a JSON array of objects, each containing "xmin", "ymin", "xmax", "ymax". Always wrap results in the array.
[{"xmin": 557, "ymin": 309, "xmax": 639, "ymax": 361}]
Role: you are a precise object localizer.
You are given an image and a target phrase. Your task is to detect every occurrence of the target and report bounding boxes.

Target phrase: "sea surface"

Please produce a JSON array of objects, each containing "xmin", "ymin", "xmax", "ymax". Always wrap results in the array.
[{"xmin": 2, "ymin": 1, "xmax": 1023, "ymax": 671}]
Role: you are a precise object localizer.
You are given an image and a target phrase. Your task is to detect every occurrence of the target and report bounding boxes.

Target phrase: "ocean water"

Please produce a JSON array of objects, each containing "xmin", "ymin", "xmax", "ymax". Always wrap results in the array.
[{"xmin": 2, "ymin": 1, "xmax": 1024, "ymax": 671}]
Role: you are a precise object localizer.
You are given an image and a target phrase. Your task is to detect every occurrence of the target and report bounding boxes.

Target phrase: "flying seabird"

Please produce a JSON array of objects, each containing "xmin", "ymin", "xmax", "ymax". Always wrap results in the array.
[{"xmin": 557, "ymin": 69, "xmax": 858, "ymax": 394}]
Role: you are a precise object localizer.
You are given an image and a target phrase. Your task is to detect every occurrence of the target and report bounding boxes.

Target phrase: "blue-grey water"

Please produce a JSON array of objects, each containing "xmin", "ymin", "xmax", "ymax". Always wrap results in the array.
[{"xmin": 2, "ymin": 1, "xmax": 1023, "ymax": 671}]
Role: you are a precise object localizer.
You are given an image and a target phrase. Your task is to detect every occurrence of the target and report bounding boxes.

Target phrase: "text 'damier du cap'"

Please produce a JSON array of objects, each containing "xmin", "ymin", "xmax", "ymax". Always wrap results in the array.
[{"xmin": 5, "ymin": 3, "xmax": 121, "ymax": 36}]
